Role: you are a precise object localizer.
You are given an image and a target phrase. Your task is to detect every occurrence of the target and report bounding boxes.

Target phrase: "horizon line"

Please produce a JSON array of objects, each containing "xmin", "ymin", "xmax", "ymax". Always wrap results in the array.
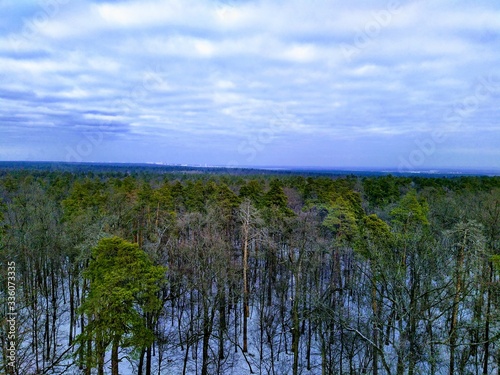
[{"xmin": 1, "ymin": 160, "xmax": 500, "ymax": 176}]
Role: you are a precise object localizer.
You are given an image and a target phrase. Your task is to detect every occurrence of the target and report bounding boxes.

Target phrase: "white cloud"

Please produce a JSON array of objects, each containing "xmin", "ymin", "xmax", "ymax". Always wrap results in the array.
[{"xmin": 0, "ymin": 0, "xmax": 499, "ymax": 168}]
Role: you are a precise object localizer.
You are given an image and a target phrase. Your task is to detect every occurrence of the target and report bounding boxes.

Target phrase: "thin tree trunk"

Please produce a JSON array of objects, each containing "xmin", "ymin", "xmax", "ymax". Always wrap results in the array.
[
  {"xmin": 146, "ymin": 344, "xmax": 152, "ymax": 375},
  {"xmin": 111, "ymin": 337, "xmax": 119, "ymax": 375},
  {"xmin": 292, "ymin": 297, "xmax": 300, "ymax": 375},
  {"xmin": 408, "ymin": 262, "xmax": 418, "ymax": 375},
  {"xmin": 201, "ymin": 302, "xmax": 211, "ymax": 375},
  {"xmin": 182, "ymin": 343, "xmax": 190, "ymax": 375},
  {"xmin": 483, "ymin": 262, "xmax": 493, "ymax": 375},
  {"xmin": 450, "ymin": 239, "xmax": 466, "ymax": 375},
  {"xmin": 96, "ymin": 333, "xmax": 104, "ymax": 375},
  {"xmin": 372, "ymin": 282, "xmax": 379, "ymax": 375},
  {"xmin": 69, "ymin": 273, "xmax": 75, "ymax": 346},
  {"xmin": 306, "ymin": 298, "xmax": 312, "ymax": 371},
  {"xmin": 243, "ymin": 221, "xmax": 249, "ymax": 352},
  {"xmin": 138, "ymin": 348, "xmax": 145, "ymax": 375},
  {"xmin": 218, "ymin": 290, "xmax": 226, "ymax": 361},
  {"xmin": 396, "ymin": 317, "xmax": 404, "ymax": 375},
  {"xmin": 85, "ymin": 335, "xmax": 92, "ymax": 375}
]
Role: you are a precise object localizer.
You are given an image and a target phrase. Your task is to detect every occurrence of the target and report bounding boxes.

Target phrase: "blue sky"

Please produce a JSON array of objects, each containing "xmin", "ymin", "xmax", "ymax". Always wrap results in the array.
[{"xmin": 0, "ymin": 0, "xmax": 499, "ymax": 171}]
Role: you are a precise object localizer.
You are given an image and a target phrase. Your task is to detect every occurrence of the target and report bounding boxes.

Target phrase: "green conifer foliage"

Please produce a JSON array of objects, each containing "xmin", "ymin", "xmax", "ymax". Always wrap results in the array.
[{"xmin": 76, "ymin": 237, "xmax": 166, "ymax": 375}]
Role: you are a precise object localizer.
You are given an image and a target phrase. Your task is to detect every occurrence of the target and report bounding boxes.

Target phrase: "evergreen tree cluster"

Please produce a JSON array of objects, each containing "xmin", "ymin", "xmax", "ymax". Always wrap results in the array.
[{"xmin": 1, "ymin": 166, "xmax": 500, "ymax": 374}]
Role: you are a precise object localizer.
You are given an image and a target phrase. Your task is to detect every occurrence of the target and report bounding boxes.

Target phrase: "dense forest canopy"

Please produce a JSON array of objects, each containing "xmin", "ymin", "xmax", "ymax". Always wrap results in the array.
[{"xmin": 1, "ymin": 163, "xmax": 500, "ymax": 374}]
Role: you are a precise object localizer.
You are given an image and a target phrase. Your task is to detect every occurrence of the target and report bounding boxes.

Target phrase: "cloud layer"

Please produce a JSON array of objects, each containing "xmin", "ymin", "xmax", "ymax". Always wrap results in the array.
[{"xmin": 0, "ymin": 0, "xmax": 499, "ymax": 170}]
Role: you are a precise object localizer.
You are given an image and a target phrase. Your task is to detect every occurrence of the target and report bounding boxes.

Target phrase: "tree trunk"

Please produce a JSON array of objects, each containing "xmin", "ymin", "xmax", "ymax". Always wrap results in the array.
[
  {"xmin": 96, "ymin": 334, "xmax": 104, "ymax": 375},
  {"xmin": 85, "ymin": 335, "xmax": 92, "ymax": 375},
  {"xmin": 138, "ymin": 347, "xmax": 145, "ymax": 375},
  {"xmin": 111, "ymin": 337, "xmax": 119, "ymax": 375},
  {"xmin": 291, "ymin": 247, "xmax": 303, "ymax": 375},
  {"xmin": 182, "ymin": 342, "xmax": 190, "ymax": 375},
  {"xmin": 201, "ymin": 302, "xmax": 212, "ymax": 375},
  {"xmin": 306, "ymin": 300, "xmax": 312, "ymax": 371},
  {"xmin": 408, "ymin": 262, "xmax": 418, "ymax": 375},
  {"xmin": 483, "ymin": 262, "xmax": 493, "ymax": 375},
  {"xmin": 146, "ymin": 344, "xmax": 152, "ymax": 375},
  {"xmin": 218, "ymin": 290, "xmax": 226, "ymax": 362},
  {"xmin": 69, "ymin": 274, "xmax": 75, "ymax": 346},
  {"xmin": 396, "ymin": 317, "xmax": 404, "ymax": 375},
  {"xmin": 372, "ymin": 282, "xmax": 379, "ymax": 375},
  {"xmin": 291, "ymin": 295, "xmax": 300, "ymax": 375},
  {"xmin": 243, "ymin": 221, "xmax": 249, "ymax": 352},
  {"xmin": 450, "ymin": 240, "xmax": 465, "ymax": 375}
]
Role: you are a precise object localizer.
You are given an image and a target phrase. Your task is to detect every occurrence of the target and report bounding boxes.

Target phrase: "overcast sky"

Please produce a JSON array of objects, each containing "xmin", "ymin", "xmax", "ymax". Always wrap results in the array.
[{"xmin": 1, "ymin": 0, "xmax": 499, "ymax": 171}]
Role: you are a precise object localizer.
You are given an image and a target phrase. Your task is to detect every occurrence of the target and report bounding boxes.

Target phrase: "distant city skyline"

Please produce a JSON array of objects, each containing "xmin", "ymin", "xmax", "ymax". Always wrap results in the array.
[{"xmin": 1, "ymin": 0, "xmax": 499, "ymax": 171}]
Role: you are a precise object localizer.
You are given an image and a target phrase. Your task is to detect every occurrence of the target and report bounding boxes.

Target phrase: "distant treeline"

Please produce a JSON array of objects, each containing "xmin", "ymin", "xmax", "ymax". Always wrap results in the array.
[{"xmin": 1, "ymin": 166, "xmax": 500, "ymax": 374}]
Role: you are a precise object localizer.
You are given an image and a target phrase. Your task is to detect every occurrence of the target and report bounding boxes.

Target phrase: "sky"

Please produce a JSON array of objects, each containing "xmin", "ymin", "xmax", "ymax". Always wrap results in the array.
[{"xmin": 0, "ymin": 0, "xmax": 499, "ymax": 171}]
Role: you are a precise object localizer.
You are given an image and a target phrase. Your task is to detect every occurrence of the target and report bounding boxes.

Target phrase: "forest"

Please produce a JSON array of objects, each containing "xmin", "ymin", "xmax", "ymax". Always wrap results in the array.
[{"xmin": 1, "ymin": 163, "xmax": 500, "ymax": 375}]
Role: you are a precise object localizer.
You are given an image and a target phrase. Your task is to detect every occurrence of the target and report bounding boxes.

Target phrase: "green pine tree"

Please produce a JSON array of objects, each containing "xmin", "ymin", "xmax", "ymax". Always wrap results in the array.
[{"xmin": 76, "ymin": 236, "xmax": 166, "ymax": 375}]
